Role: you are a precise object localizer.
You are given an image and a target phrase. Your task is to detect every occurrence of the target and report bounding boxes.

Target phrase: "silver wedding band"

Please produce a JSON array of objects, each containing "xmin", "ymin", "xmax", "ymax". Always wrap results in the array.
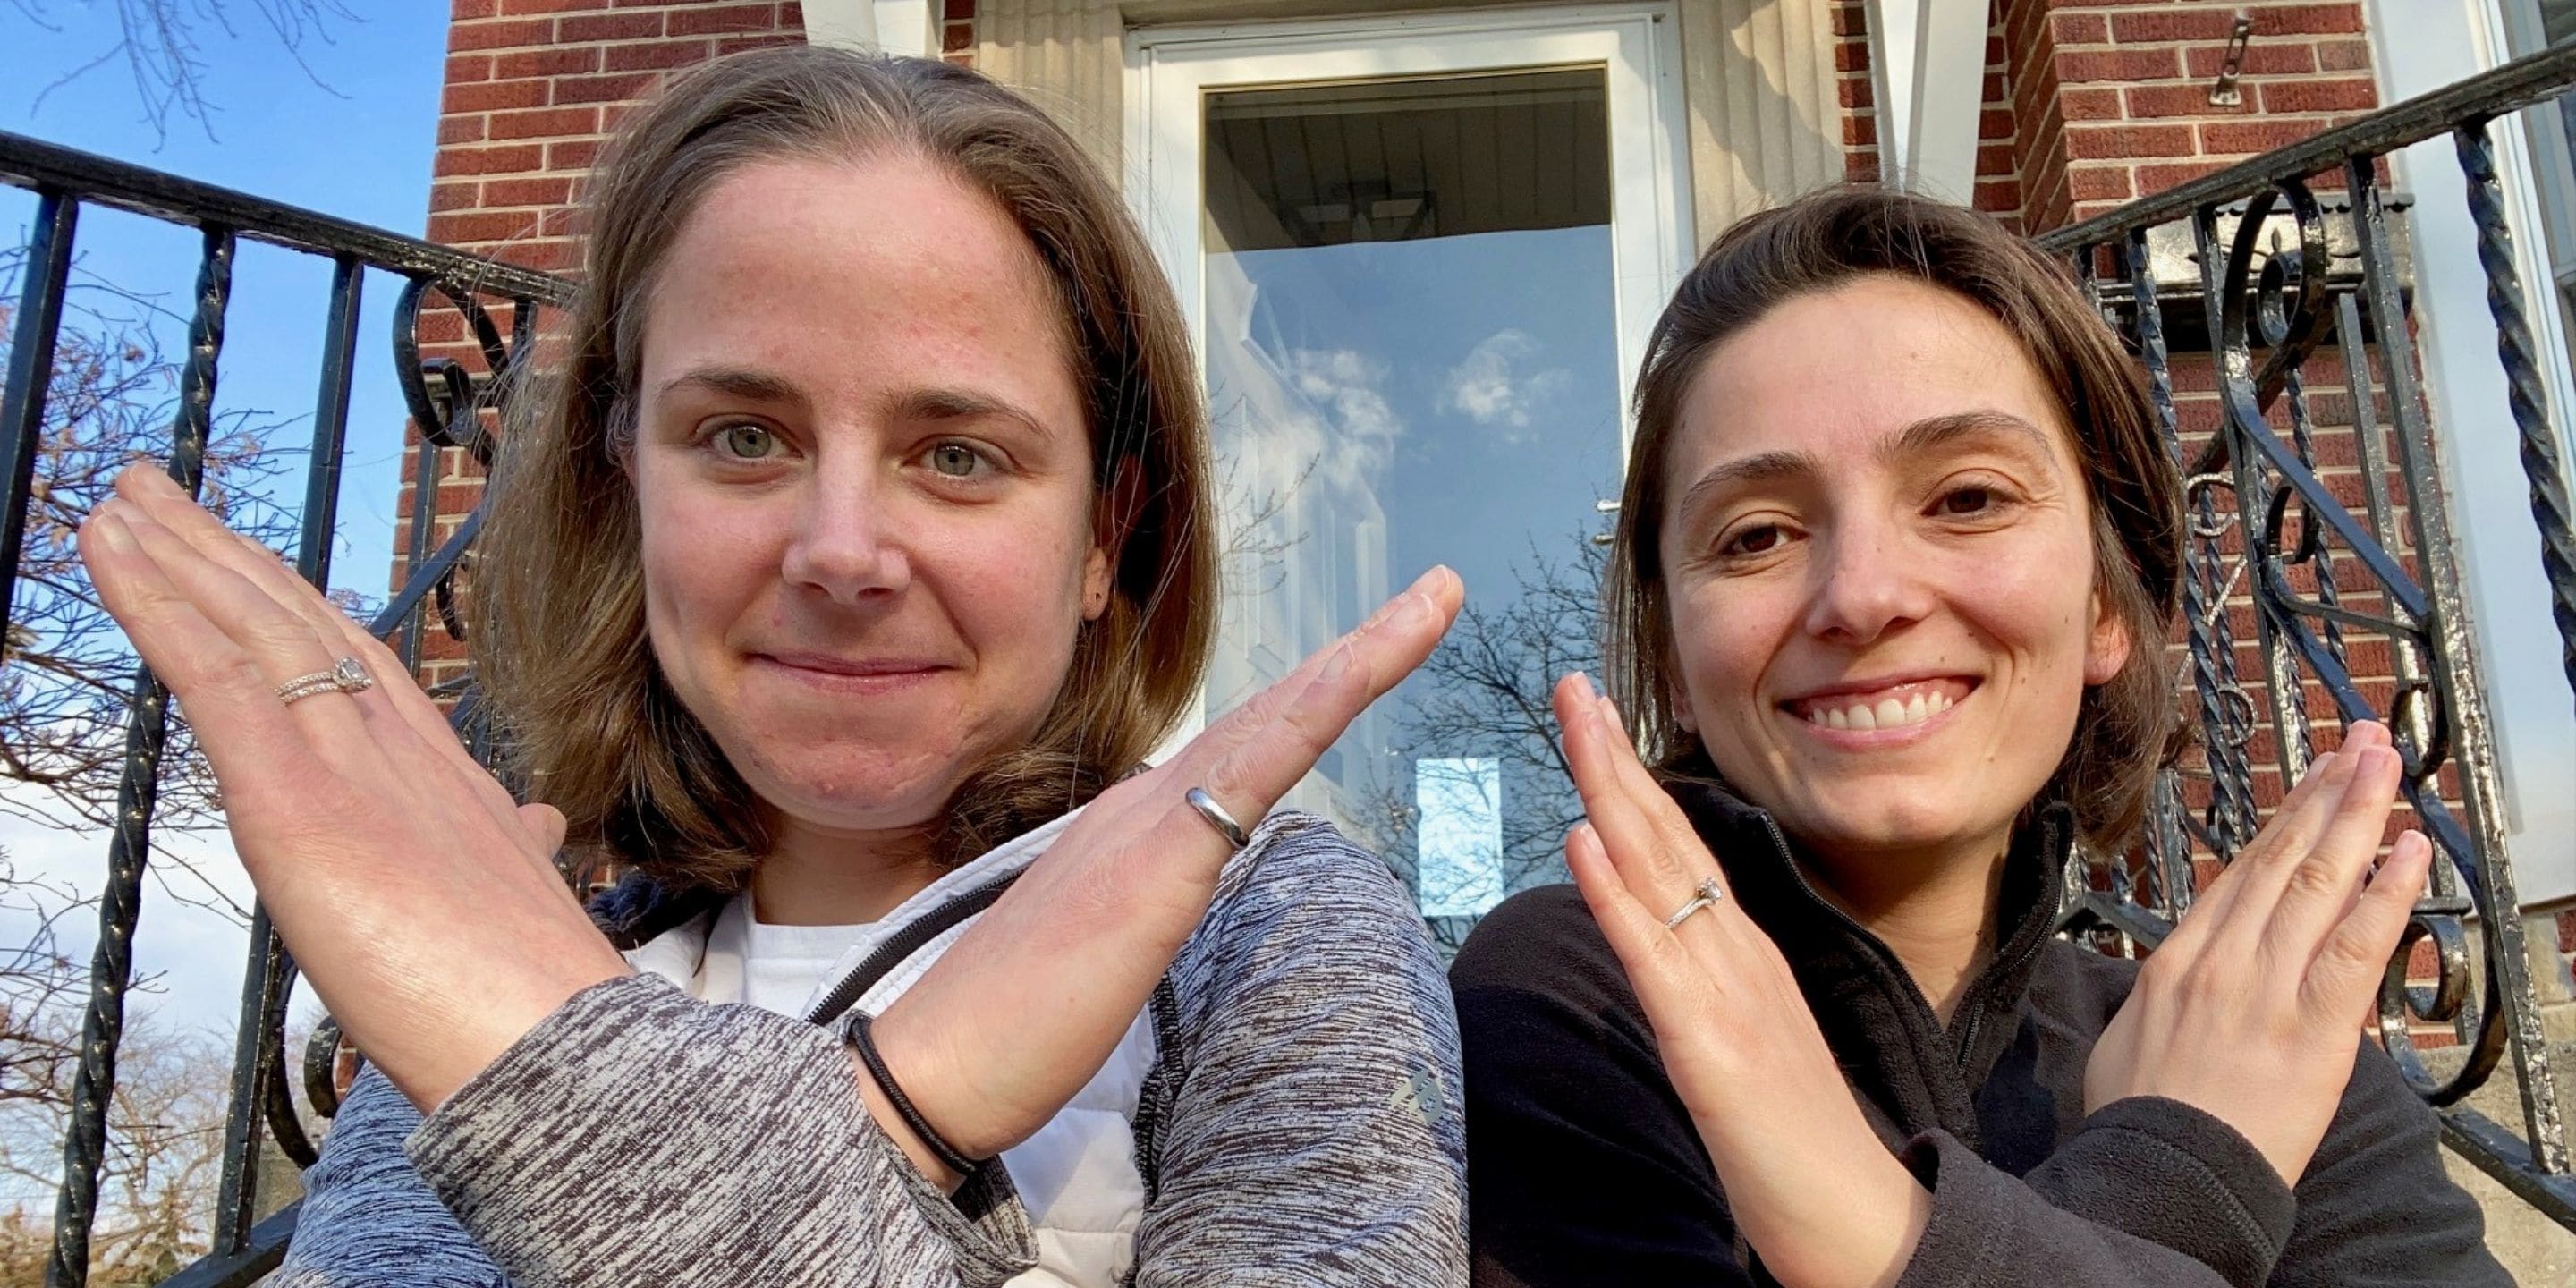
[
  {"xmin": 1662, "ymin": 877, "xmax": 1725, "ymax": 929},
  {"xmin": 275, "ymin": 657, "xmax": 375, "ymax": 706},
  {"xmin": 1185, "ymin": 786, "xmax": 1250, "ymax": 851}
]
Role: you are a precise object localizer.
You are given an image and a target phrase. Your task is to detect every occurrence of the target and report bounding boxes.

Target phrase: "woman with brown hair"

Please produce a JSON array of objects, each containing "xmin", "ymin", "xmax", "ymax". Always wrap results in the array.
[
  {"xmin": 1452, "ymin": 187, "xmax": 2505, "ymax": 1286},
  {"xmin": 78, "ymin": 47, "xmax": 1467, "ymax": 1286}
]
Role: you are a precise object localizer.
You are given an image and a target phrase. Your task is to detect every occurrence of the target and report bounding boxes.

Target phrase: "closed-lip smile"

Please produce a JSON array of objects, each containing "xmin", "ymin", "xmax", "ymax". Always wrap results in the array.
[{"xmin": 755, "ymin": 652, "xmax": 952, "ymax": 689}]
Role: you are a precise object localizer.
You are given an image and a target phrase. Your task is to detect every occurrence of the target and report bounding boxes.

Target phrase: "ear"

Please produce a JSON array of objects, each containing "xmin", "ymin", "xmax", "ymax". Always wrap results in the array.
[
  {"xmin": 2082, "ymin": 587, "xmax": 2132, "ymax": 687},
  {"xmin": 1082, "ymin": 460, "xmax": 1143, "ymax": 623}
]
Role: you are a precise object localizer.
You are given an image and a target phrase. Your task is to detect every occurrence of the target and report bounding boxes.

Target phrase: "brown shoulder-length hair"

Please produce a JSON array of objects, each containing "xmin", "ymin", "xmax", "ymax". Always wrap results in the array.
[
  {"xmin": 474, "ymin": 46, "xmax": 1216, "ymax": 891},
  {"xmin": 1606, "ymin": 186, "xmax": 2183, "ymax": 853}
]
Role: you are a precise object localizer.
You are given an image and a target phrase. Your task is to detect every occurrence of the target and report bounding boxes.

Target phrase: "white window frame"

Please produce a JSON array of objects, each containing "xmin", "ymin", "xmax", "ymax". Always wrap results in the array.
[
  {"xmin": 2368, "ymin": 0, "xmax": 2576, "ymax": 905},
  {"xmin": 1123, "ymin": 2, "xmax": 1695, "ymax": 450}
]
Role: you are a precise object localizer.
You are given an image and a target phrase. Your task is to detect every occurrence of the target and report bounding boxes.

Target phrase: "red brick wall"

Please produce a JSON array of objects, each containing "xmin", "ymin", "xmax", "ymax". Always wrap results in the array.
[
  {"xmin": 1838, "ymin": 2, "xmax": 2379, "ymax": 234},
  {"xmin": 1835, "ymin": 2, "xmax": 2026, "ymax": 226}
]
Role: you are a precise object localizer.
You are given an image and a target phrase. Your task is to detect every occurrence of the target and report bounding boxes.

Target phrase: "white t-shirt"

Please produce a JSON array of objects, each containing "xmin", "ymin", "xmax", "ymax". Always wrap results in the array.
[{"xmin": 698, "ymin": 890, "xmax": 873, "ymax": 1018}]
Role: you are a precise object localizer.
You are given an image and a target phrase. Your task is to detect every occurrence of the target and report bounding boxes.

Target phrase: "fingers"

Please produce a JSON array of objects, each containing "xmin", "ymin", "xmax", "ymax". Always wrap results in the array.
[
  {"xmin": 519, "ymin": 803, "xmax": 569, "ymax": 856},
  {"xmin": 77, "ymin": 505, "xmax": 328, "ymax": 792},
  {"xmin": 2301, "ymin": 828, "xmax": 2432, "ymax": 1020},
  {"xmin": 2165, "ymin": 722, "xmax": 2389, "ymax": 961},
  {"xmin": 2261, "ymin": 742, "xmax": 2406, "ymax": 964},
  {"xmin": 113, "ymin": 465, "xmax": 529, "ymax": 826},
  {"xmin": 1189, "ymin": 566, "xmax": 1462, "ymax": 818},
  {"xmin": 1564, "ymin": 821, "xmax": 1703, "ymax": 1016},
  {"xmin": 1554, "ymin": 673, "xmax": 1724, "ymax": 921}
]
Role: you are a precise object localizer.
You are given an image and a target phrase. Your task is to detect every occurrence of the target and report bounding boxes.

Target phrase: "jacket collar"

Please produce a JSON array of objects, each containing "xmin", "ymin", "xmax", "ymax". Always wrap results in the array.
[{"xmin": 1656, "ymin": 762, "xmax": 2077, "ymax": 1131}]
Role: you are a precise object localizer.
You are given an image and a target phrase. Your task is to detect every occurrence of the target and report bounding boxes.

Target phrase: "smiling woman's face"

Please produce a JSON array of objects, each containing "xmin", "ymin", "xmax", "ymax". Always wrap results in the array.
[
  {"xmin": 1657, "ymin": 274, "xmax": 2130, "ymax": 867},
  {"xmin": 627, "ymin": 153, "xmax": 1107, "ymax": 840}
]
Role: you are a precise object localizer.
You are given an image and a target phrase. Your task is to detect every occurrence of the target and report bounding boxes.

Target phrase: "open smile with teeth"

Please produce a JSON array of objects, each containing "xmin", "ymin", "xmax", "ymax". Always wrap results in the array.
[{"xmin": 1787, "ymin": 679, "xmax": 1974, "ymax": 733}]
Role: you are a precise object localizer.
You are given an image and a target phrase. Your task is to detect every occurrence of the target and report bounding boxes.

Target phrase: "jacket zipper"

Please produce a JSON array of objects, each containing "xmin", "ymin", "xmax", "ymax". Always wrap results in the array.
[
  {"xmin": 1750, "ymin": 810, "xmax": 2036, "ymax": 1077},
  {"xmin": 801, "ymin": 869, "xmax": 1022, "ymax": 1027}
]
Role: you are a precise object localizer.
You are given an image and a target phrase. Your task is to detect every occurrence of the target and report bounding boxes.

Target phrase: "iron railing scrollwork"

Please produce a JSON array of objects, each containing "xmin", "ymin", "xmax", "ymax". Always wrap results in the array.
[
  {"xmin": 0, "ymin": 127, "xmax": 568, "ymax": 1285},
  {"xmin": 2040, "ymin": 42, "xmax": 2576, "ymax": 1228}
]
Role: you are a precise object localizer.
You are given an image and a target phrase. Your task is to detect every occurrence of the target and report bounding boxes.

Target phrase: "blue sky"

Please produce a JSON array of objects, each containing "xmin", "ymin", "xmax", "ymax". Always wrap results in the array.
[{"xmin": 2, "ymin": 4, "xmax": 450, "ymax": 1040}]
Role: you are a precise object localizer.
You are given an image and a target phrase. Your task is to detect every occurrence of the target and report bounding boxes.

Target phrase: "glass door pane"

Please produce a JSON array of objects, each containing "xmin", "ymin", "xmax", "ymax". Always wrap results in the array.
[{"xmin": 1198, "ymin": 68, "xmax": 1624, "ymax": 940}]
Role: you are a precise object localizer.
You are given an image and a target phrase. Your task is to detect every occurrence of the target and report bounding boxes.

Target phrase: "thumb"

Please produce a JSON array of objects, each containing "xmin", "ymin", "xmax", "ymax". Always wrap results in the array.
[{"xmin": 517, "ymin": 802, "xmax": 569, "ymax": 856}]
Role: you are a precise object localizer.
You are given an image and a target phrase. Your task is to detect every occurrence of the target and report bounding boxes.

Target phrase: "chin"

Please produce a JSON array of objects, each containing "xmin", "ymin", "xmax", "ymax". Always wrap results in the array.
[{"xmin": 730, "ymin": 736, "xmax": 970, "ymax": 830}]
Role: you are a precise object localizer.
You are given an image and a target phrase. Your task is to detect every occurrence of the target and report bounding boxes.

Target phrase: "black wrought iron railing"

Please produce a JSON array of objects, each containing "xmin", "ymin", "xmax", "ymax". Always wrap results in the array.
[
  {"xmin": 0, "ymin": 128, "xmax": 565, "ymax": 1286},
  {"xmin": 2, "ymin": 38, "xmax": 2575, "ymax": 1288},
  {"xmin": 2038, "ymin": 42, "xmax": 2576, "ymax": 1229}
]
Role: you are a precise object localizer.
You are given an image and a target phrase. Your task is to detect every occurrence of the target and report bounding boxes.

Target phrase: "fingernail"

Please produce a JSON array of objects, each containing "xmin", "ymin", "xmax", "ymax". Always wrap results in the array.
[
  {"xmin": 1390, "ymin": 593, "xmax": 1431, "ymax": 627},
  {"xmin": 1571, "ymin": 671, "xmax": 1597, "ymax": 699},
  {"xmin": 89, "ymin": 513, "xmax": 134, "ymax": 553}
]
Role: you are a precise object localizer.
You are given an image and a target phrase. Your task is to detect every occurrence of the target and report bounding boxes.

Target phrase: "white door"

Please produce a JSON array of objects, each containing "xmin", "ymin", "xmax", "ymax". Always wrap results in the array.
[{"xmin": 1129, "ymin": 4, "xmax": 1691, "ymax": 928}]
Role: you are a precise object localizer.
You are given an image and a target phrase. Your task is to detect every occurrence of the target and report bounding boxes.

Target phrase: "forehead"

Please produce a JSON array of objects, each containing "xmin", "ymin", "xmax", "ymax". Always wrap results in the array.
[
  {"xmin": 636, "ymin": 154, "xmax": 1074, "ymax": 400},
  {"xmin": 1666, "ymin": 275, "xmax": 2073, "ymax": 477}
]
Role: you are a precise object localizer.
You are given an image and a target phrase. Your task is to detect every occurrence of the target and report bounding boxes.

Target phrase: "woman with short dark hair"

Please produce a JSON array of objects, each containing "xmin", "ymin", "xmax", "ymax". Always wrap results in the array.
[{"xmin": 1453, "ymin": 187, "xmax": 2505, "ymax": 1287}]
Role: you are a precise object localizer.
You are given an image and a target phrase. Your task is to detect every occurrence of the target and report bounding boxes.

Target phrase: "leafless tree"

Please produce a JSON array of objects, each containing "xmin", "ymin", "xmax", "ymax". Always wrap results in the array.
[
  {"xmin": 7, "ymin": 0, "xmax": 358, "ymax": 143},
  {"xmin": 0, "ymin": 997, "xmax": 237, "ymax": 1286},
  {"xmin": 0, "ymin": 251, "xmax": 304, "ymax": 925},
  {"xmin": 1361, "ymin": 538, "xmax": 1605, "ymax": 954}
]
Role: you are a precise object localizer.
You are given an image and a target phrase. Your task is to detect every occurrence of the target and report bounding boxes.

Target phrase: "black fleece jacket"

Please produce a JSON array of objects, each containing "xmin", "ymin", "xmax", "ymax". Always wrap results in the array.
[{"xmin": 1451, "ymin": 777, "xmax": 2508, "ymax": 1288}]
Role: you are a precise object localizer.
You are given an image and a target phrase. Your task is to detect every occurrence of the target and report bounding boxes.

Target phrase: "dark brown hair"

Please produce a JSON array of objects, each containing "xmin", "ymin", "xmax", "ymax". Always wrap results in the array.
[
  {"xmin": 475, "ymin": 47, "xmax": 1216, "ymax": 890},
  {"xmin": 1606, "ymin": 186, "xmax": 2183, "ymax": 852}
]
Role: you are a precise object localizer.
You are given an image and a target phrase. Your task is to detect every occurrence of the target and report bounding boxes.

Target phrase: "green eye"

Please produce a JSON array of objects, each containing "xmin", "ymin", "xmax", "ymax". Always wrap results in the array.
[
  {"xmin": 928, "ymin": 443, "xmax": 984, "ymax": 478},
  {"xmin": 716, "ymin": 423, "xmax": 775, "ymax": 459}
]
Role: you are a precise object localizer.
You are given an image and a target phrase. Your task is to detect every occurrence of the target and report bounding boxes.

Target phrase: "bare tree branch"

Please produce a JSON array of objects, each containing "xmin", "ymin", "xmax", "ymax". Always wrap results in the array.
[{"xmin": 12, "ymin": 0, "xmax": 359, "ymax": 145}]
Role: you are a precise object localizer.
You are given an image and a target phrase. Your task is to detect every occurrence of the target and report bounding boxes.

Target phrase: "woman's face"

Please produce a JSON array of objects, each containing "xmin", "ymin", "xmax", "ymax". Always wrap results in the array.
[
  {"xmin": 1657, "ymin": 275, "xmax": 2129, "ymax": 867},
  {"xmin": 628, "ymin": 154, "xmax": 1108, "ymax": 840}
]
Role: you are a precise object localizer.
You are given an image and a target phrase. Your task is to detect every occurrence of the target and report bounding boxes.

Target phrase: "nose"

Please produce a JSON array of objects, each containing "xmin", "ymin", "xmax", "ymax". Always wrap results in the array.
[
  {"xmin": 779, "ymin": 462, "xmax": 911, "ymax": 604},
  {"xmin": 1800, "ymin": 511, "xmax": 1935, "ymax": 647}
]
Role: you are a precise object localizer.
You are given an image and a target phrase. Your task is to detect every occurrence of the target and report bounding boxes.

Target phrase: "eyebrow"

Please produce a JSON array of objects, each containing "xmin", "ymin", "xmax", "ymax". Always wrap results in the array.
[
  {"xmin": 657, "ymin": 364, "xmax": 805, "ymax": 405},
  {"xmin": 654, "ymin": 368, "xmax": 1058, "ymax": 440},
  {"xmin": 1672, "ymin": 410, "xmax": 2057, "ymax": 521}
]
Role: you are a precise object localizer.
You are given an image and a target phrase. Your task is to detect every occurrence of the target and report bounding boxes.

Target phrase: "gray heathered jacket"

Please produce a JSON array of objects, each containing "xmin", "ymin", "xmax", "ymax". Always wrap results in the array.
[{"xmin": 272, "ymin": 811, "xmax": 1468, "ymax": 1287}]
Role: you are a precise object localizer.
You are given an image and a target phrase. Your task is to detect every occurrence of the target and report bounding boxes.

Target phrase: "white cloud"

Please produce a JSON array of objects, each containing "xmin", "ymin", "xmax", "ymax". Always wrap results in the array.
[
  {"xmin": 1284, "ymin": 347, "xmax": 1406, "ymax": 492},
  {"xmin": 1442, "ymin": 329, "xmax": 1573, "ymax": 439}
]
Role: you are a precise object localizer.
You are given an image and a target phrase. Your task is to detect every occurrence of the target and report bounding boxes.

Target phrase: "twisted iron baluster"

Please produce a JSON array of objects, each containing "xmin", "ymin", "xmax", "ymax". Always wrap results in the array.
[
  {"xmin": 2180, "ymin": 213, "xmax": 2263, "ymax": 855},
  {"xmin": 2124, "ymin": 229, "xmax": 2224, "ymax": 909},
  {"xmin": 46, "ymin": 225, "xmax": 233, "ymax": 1288},
  {"xmin": 2456, "ymin": 120, "xmax": 2576, "ymax": 714}
]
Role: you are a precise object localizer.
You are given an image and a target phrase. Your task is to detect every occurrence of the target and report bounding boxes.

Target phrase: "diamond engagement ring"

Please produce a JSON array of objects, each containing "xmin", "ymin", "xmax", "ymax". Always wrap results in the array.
[
  {"xmin": 275, "ymin": 657, "xmax": 375, "ymax": 706},
  {"xmin": 1184, "ymin": 786, "xmax": 1250, "ymax": 851},
  {"xmin": 1662, "ymin": 877, "xmax": 1725, "ymax": 929}
]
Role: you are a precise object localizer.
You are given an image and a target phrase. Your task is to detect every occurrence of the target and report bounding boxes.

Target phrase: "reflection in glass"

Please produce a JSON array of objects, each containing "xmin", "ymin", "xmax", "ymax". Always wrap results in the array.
[{"xmin": 1199, "ymin": 69, "xmax": 1623, "ymax": 942}]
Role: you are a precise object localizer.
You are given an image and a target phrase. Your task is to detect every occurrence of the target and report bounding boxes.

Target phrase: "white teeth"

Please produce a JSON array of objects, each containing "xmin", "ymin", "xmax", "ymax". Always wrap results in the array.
[{"xmin": 1804, "ymin": 688, "xmax": 1961, "ymax": 732}]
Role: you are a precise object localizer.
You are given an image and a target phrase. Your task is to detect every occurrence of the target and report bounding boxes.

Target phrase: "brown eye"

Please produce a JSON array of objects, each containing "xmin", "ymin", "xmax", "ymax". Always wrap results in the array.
[
  {"xmin": 1940, "ymin": 486, "xmax": 1994, "ymax": 515},
  {"xmin": 1724, "ymin": 525, "xmax": 1782, "ymax": 556},
  {"xmin": 716, "ymin": 423, "xmax": 775, "ymax": 460}
]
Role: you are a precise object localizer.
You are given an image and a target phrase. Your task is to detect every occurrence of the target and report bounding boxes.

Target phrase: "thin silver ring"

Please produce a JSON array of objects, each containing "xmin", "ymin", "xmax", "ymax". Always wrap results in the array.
[
  {"xmin": 1662, "ymin": 877, "xmax": 1725, "ymax": 929},
  {"xmin": 1184, "ymin": 786, "xmax": 1250, "ymax": 851},
  {"xmin": 275, "ymin": 656, "xmax": 375, "ymax": 707}
]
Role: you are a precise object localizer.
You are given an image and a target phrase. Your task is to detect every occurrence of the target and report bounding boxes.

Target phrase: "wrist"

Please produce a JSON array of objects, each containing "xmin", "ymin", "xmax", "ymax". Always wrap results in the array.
[
  {"xmin": 852, "ymin": 1053, "xmax": 969, "ymax": 1194},
  {"xmin": 1698, "ymin": 1101, "xmax": 1928, "ymax": 1288}
]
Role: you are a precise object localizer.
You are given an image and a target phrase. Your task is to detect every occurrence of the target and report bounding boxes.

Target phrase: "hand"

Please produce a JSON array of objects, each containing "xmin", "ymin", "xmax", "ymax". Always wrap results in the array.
[
  {"xmin": 79, "ymin": 466, "xmax": 631, "ymax": 1110},
  {"xmin": 866, "ymin": 566, "xmax": 1462, "ymax": 1181},
  {"xmin": 1552, "ymin": 673, "xmax": 1928, "ymax": 1288},
  {"xmin": 2084, "ymin": 720, "xmax": 2431, "ymax": 1186}
]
